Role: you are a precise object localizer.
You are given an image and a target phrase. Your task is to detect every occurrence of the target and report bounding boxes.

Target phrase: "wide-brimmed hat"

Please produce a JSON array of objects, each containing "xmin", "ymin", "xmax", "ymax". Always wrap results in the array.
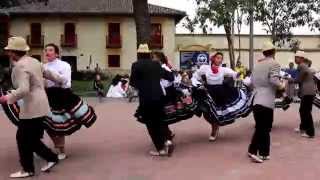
[
  {"xmin": 137, "ymin": 44, "xmax": 151, "ymax": 53},
  {"xmin": 295, "ymin": 50, "xmax": 306, "ymax": 59},
  {"xmin": 262, "ymin": 41, "xmax": 276, "ymax": 52},
  {"xmin": 4, "ymin": 36, "xmax": 30, "ymax": 52}
]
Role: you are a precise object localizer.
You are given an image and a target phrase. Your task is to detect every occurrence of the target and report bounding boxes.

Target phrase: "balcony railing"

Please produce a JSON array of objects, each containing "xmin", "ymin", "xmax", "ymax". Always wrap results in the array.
[
  {"xmin": 106, "ymin": 34, "xmax": 122, "ymax": 48},
  {"xmin": 61, "ymin": 34, "xmax": 77, "ymax": 48},
  {"xmin": 150, "ymin": 35, "xmax": 163, "ymax": 49},
  {"xmin": 27, "ymin": 35, "xmax": 44, "ymax": 48}
]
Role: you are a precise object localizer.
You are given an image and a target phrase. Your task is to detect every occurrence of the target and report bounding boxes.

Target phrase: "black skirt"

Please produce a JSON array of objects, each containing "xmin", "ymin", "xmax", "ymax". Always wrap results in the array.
[
  {"xmin": 1, "ymin": 88, "xmax": 97, "ymax": 136},
  {"xmin": 193, "ymin": 84, "xmax": 253, "ymax": 126}
]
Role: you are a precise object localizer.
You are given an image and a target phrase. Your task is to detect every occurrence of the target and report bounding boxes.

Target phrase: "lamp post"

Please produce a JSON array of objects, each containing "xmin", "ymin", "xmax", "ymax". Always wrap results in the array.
[{"xmin": 249, "ymin": 0, "xmax": 254, "ymax": 70}]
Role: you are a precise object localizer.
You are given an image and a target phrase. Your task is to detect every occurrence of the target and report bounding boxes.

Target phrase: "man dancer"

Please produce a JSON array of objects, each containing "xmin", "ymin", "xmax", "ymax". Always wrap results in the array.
[
  {"xmin": 130, "ymin": 44, "xmax": 174, "ymax": 157},
  {"xmin": 0, "ymin": 37, "xmax": 65, "ymax": 178},
  {"xmin": 294, "ymin": 51, "xmax": 316, "ymax": 138}
]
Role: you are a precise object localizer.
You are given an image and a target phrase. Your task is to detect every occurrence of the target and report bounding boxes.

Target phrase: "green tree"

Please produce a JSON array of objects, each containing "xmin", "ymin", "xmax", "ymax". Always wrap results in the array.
[
  {"xmin": 254, "ymin": 0, "xmax": 319, "ymax": 47},
  {"xmin": 133, "ymin": 0, "xmax": 151, "ymax": 46},
  {"xmin": 184, "ymin": 0, "xmax": 249, "ymax": 69}
]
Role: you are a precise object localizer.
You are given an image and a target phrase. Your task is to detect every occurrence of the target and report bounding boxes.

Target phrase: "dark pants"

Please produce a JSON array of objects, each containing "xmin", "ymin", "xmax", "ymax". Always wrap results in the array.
[
  {"xmin": 17, "ymin": 118, "xmax": 58, "ymax": 173},
  {"xmin": 141, "ymin": 100, "xmax": 170, "ymax": 151},
  {"xmin": 248, "ymin": 105, "xmax": 274, "ymax": 156},
  {"xmin": 299, "ymin": 95, "xmax": 315, "ymax": 137}
]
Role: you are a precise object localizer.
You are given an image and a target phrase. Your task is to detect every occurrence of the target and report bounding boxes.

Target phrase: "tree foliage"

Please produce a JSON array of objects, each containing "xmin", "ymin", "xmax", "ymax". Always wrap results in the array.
[
  {"xmin": 254, "ymin": 0, "xmax": 319, "ymax": 47},
  {"xmin": 184, "ymin": 0, "xmax": 249, "ymax": 69}
]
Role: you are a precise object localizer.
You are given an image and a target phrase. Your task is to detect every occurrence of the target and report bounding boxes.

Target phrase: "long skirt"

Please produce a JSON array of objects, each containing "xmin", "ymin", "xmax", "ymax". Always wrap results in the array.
[
  {"xmin": 135, "ymin": 85, "xmax": 198, "ymax": 125},
  {"xmin": 1, "ymin": 88, "xmax": 97, "ymax": 136},
  {"xmin": 193, "ymin": 84, "xmax": 253, "ymax": 126}
]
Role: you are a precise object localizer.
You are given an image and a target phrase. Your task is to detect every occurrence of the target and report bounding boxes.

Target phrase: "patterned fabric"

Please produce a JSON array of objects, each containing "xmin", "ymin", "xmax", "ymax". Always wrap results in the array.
[
  {"xmin": 135, "ymin": 85, "xmax": 199, "ymax": 125},
  {"xmin": 193, "ymin": 85, "xmax": 253, "ymax": 126},
  {"xmin": 1, "ymin": 90, "xmax": 97, "ymax": 136}
]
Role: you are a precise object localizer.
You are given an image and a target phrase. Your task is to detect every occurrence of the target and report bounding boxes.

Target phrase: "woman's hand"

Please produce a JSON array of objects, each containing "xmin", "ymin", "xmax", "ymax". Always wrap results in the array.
[{"xmin": 0, "ymin": 95, "xmax": 8, "ymax": 104}]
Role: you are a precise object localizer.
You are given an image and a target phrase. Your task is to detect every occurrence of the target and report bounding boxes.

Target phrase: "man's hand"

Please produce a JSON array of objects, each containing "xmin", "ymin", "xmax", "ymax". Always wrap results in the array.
[{"xmin": 278, "ymin": 82, "xmax": 286, "ymax": 91}]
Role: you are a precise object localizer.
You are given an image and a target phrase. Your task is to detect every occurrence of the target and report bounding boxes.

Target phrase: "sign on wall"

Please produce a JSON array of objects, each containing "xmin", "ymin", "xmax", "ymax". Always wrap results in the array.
[{"xmin": 180, "ymin": 51, "xmax": 209, "ymax": 70}]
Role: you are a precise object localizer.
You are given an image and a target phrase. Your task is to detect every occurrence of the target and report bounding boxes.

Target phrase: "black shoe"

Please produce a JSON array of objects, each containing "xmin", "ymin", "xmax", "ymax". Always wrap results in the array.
[{"xmin": 282, "ymin": 104, "xmax": 290, "ymax": 111}]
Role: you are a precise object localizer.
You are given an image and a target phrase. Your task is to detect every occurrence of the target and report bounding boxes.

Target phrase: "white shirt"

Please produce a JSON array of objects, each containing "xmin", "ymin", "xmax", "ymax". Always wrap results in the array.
[
  {"xmin": 160, "ymin": 64, "xmax": 173, "ymax": 95},
  {"xmin": 194, "ymin": 65, "xmax": 237, "ymax": 85},
  {"xmin": 44, "ymin": 59, "xmax": 72, "ymax": 88},
  {"xmin": 106, "ymin": 82, "xmax": 126, "ymax": 98}
]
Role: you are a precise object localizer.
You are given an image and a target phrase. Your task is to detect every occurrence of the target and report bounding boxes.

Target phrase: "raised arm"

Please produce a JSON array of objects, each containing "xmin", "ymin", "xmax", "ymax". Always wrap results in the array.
[
  {"xmin": 269, "ymin": 63, "xmax": 283, "ymax": 89},
  {"xmin": 42, "ymin": 64, "xmax": 66, "ymax": 85},
  {"xmin": 223, "ymin": 67, "xmax": 238, "ymax": 79}
]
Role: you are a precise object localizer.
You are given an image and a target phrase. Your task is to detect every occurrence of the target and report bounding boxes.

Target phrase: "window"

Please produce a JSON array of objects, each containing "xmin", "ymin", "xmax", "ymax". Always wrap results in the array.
[
  {"xmin": 63, "ymin": 23, "xmax": 76, "ymax": 46},
  {"xmin": 151, "ymin": 24, "xmax": 162, "ymax": 37},
  {"xmin": 0, "ymin": 19, "xmax": 9, "ymax": 49},
  {"xmin": 31, "ymin": 55, "xmax": 41, "ymax": 62},
  {"xmin": 0, "ymin": 55, "xmax": 9, "ymax": 67},
  {"xmin": 150, "ymin": 23, "xmax": 163, "ymax": 49},
  {"xmin": 107, "ymin": 23, "xmax": 121, "ymax": 48},
  {"xmin": 108, "ymin": 55, "xmax": 120, "ymax": 68},
  {"xmin": 30, "ymin": 23, "xmax": 42, "ymax": 44},
  {"xmin": 61, "ymin": 56, "xmax": 77, "ymax": 72}
]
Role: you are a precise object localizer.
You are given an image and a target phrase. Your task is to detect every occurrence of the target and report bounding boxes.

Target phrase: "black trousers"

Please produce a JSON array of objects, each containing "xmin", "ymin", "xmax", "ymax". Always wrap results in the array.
[
  {"xmin": 299, "ymin": 95, "xmax": 315, "ymax": 137},
  {"xmin": 248, "ymin": 105, "xmax": 274, "ymax": 156},
  {"xmin": 140, "ymin": 100, "xmax": 171, "ymax": 151},
  {"xmin": 17, "ymin": 118, "xmax": 58, "ymax": 173}
]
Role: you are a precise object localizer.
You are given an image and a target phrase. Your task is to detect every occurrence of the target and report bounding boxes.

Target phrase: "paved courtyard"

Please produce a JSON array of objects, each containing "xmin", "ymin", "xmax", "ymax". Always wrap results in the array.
[{"xmin": 0, "ymin": 98, "xmax": 320, "ymax": 180}]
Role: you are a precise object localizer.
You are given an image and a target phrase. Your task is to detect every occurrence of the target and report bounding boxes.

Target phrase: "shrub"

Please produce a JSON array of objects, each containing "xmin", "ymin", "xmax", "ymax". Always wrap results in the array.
[{"xmin": 72, "ymin": 70, "xmax": 111, "ymax": 81}]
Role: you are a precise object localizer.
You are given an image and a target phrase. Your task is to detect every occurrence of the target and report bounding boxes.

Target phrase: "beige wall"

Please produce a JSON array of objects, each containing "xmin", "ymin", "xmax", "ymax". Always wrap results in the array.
[
  {"xmin": 175, "ymin": 34, "xmax": 320, "ymax": 70},
  {"xmin": 8, "ymin": 16, "xmax": 177, "ymax": 72}
]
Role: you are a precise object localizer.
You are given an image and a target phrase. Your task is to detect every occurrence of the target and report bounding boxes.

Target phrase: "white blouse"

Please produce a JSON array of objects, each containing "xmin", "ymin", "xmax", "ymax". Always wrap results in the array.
[
  {"xmin": 194, "ymin": 65, "xmax": 237, "ymax": 85},
  {"xmin": 44, "ymin": 59, "xmax": 72, "ymax": 88}
]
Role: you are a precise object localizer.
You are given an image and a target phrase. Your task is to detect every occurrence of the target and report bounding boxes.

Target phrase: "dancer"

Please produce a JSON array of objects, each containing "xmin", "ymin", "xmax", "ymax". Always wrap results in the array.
[
  {"xmin": 293, "ymin": 51, "xmax": 316, "ymax": 138},
  {"xmin": 43, "ymin": 43, "xmax": 97, "ymax": 160},
  {"xmin": 193, "ymin": 52, "xmax": 253, "ymax": 142},
  {"xmin": 248, "ymin": 41, "xmax": 285, "ymax": 163},
  {"xmin": 0, "ymin": 37, "xmax": 63, "ymax": 178},
  {"xmin": 130, "ymin": 44, "xmax": 174, "ymax": 157}
]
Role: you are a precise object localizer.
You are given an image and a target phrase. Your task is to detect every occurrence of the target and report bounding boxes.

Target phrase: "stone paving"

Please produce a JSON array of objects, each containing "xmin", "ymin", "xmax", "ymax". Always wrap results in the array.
[{"xmin": 0, "ymin": 98, "xmax": 320, "ymax": 180}]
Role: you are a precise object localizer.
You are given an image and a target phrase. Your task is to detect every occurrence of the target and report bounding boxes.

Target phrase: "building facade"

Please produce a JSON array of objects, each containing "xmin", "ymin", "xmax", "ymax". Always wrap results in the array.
[
  {"xmin": 0, "ymin": 0, "xmax": 185, "ymax": 73},
  {"xmin": 175, "ymin": 34, "xmax": 320, "ymax": 70}
]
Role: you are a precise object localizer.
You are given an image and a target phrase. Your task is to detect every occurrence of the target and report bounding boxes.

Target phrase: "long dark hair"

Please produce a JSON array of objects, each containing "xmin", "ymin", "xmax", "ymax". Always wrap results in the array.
[
  {"xmin": 153, "ymin": 51, "xmax": 168, "ymax": 65},
  {"xmin": 111, "ymin": 74, "xmax": 123, "ymax": 86}
]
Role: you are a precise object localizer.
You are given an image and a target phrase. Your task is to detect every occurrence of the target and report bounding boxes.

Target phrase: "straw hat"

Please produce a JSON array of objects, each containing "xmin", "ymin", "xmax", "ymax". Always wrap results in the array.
[
  {"xmin": 295, "ymin": 50, "xmax": 306, "ymax": 59},
  {"xmin": 137, "ymin": 44, "xmax": 151, "ymax": 53},
  {"xmin": 262, "ymin": 41, "xmax": 276, "ymax": 52},
  {"xmin": 4, "ymin": 36, "xmax": 30, "ymax": 52}
]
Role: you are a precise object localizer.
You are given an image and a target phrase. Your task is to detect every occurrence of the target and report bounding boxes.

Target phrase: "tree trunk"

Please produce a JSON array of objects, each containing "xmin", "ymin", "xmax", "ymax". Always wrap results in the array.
[
  {"xmin": 224, "ymin": 25, "xmax": 236, "ymax": 69},
  {"xmin": 133, "ymin": 0, "xmax": 151, "ymax": 47}
]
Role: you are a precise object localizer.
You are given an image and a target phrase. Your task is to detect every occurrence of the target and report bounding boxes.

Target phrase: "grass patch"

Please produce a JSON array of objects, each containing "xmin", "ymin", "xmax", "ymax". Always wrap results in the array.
[{"xmin": 72, "ymin": 80, "xmax": 111, "ymax": 97}]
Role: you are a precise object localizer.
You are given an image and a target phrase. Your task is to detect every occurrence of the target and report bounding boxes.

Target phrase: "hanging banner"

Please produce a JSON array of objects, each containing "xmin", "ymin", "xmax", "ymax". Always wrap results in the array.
[{"xmin": 180, "ymin": 51, "xmax": 209, "ymax": 70}]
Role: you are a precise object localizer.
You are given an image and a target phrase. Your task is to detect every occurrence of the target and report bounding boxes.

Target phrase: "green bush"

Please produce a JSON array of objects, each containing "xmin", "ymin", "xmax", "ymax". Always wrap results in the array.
[{"xmin": 72, "ymin": 70, "xmax": 111, "ymax": 81}]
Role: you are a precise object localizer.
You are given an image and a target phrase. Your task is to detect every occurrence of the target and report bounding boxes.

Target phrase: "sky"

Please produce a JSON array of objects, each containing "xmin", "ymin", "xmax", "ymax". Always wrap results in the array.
[{"xmin": 148, "ymin": 0, "xmax": 319, "ymax": 35}]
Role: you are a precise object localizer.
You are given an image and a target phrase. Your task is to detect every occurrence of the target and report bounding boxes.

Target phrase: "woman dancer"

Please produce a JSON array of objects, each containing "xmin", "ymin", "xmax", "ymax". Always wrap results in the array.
[
  {"xmin": 43, "ymin": 43, "xmax": 97, "ymax": 160},
  {"xmin": 193, "ymin": 52, "xmax": 253, "ymax": 142}
]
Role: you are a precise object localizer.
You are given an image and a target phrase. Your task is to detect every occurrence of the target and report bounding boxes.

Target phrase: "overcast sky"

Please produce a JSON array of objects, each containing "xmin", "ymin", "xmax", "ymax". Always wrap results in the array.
[{"xmin": 148, "ymin": 0, "xmax": 319, "ymax": 35}]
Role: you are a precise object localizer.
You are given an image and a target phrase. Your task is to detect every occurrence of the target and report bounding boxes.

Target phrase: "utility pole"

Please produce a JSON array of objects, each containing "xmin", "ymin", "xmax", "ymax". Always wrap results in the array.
[{"xmin": 249, "ymin": 0, "xmax": 254, "ymax": 70}]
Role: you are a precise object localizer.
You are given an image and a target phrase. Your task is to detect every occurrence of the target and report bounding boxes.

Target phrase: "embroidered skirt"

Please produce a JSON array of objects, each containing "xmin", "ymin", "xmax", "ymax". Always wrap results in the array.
[
  {"xmin": 193, "ymin": 84, "xmax": 253, "ymax": 126},
  {"xmin": 1, "ymin": 88, "xmax": 97, "ymax": 136}
]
